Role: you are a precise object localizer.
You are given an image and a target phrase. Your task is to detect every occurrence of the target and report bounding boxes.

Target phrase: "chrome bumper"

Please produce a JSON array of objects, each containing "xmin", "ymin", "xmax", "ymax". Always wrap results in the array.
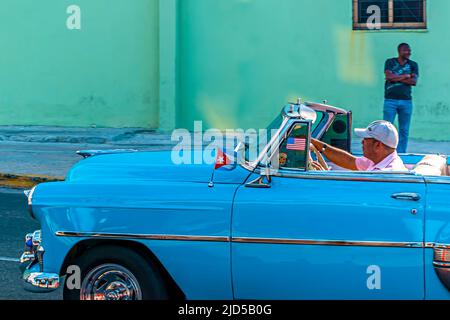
[
  {"xmin": 19, "ymin": 230, "xmax": 60, "ymax": 293},
  {"xmin": 22, "ymin": 268, "xmax": 60, "ymax": 293}
]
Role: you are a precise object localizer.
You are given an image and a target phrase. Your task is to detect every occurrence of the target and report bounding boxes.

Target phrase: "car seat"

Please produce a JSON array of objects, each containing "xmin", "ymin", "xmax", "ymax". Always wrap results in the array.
[{"xmin": 413, "ymin": 155, "xmax": 448, "ymax": 176}]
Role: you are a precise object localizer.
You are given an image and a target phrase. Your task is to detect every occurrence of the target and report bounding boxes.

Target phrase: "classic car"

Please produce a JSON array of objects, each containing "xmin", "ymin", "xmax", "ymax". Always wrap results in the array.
[{"xmin": 19, "ymin": 100, "xmax": 450, "ymax": 300}]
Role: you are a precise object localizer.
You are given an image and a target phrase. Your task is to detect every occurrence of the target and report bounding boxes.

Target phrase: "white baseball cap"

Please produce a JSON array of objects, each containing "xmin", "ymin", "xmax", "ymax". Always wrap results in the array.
[{"xmin": 354, "ymin": 120, "xmax": 399, "ymax": 149}]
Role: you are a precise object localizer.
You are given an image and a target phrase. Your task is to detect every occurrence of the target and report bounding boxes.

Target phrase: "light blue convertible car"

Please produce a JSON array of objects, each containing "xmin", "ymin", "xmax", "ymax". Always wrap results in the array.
[{"xmin": 19, "ymin": 101, "xmax": 450, "ymax": 300}]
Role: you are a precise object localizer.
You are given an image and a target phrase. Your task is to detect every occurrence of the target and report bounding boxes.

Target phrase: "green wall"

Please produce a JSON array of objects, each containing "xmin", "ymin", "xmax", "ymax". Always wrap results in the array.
[
  {"xmin": 0, "ymin": 0, "xmax": 159, "ymax": 128},
  {"xmin": 1, "ymin": 0, "xmax": 449, "ymax": 141},
  {"xmin": 177, "ymin": 0, "xmax": 449, "ymax": 141}
]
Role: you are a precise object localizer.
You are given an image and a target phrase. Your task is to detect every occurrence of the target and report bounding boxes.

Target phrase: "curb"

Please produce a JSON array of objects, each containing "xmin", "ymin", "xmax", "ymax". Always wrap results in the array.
[{"xmin": 0, "ymin": 173, "xmax": 64, "ymax": 189}]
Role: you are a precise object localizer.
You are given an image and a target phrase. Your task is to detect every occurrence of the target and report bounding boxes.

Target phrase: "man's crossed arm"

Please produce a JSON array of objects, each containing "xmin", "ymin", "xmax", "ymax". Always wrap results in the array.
[{"xmin": 385, "ymin": 70, "xmax": 417, "ymax": 86}]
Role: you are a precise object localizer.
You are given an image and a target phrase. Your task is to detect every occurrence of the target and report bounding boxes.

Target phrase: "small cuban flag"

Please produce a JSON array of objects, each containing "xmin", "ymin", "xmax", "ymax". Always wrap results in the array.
[
  {"xmin": 214, "ymin": 148, "xmax": 236, "ymax": 171},
  {"xmin": 209, "ymin": 148, "xmax": 237, "ymax": 187}
]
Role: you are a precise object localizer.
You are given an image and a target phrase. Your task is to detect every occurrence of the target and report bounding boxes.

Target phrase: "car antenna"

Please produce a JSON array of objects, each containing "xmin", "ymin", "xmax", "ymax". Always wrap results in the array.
[{"xmin": 208, "ymin": 172, "xmax": 215, "ymax": 188}]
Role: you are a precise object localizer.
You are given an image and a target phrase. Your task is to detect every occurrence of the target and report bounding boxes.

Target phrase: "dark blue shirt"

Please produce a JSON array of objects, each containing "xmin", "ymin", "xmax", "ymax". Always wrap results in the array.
[{"xmin": 384, "ymin": 58, "xmax": 419, "ymax": 100}]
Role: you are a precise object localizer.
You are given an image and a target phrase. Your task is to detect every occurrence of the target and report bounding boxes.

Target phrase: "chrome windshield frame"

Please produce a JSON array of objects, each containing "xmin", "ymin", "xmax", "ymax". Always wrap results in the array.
[
  {"xmin": 304, "ymin": 101, "xmax": 347, "ymax": 140},
  {"xmin": 240, "ymin": 101, "xmax": 344, "ymax": 172},
  {"xmin": 244, "ymin": 116, "xmax": 291, "ymax": 170}
]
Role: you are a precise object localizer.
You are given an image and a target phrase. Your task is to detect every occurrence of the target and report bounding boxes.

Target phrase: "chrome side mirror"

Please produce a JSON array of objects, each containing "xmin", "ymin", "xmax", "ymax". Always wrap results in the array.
[{"xmin": 245, "ymin": 168, "xmax": 272, "ymax": 188}]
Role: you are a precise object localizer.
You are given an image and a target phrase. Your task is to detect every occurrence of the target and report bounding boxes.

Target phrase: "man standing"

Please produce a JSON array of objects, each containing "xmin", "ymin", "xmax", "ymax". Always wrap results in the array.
[{"xmin": 384, "ymin": 43, "xmax": 419, "ymax": 153}]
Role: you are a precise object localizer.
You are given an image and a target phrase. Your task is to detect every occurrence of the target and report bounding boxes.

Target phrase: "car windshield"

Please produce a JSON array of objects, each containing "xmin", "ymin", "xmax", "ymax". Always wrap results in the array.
[
  {"xmin": 240, "ymin": 109, "xmax": 323, "ymax": 167},
  {"xmin": 265, "ymin": 114, "xmax": 284, "ymax": 142},
  {"xmin": 239, "ymin": 114, "xmax": 285, "ymax": 166},
  {"xmin": 312, "ymin": 111, "xmax": 325, "ymax": 135},
  {"xmin": 265, "ymin": 110, "xmax": 323, "ymax": 142}
]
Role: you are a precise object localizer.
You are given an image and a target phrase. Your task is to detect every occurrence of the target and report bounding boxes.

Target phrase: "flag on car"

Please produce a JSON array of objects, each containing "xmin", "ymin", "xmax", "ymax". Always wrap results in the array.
[
  {"xmin": 214, "ymin": 148, "xmax": 233, "ymax": 170},
  {"xmin": 286, "ymin": 137, "xmax": 306, "ymax": 151},
  {"xmin": 209, "ymin": 148, "xmax": 236, "ymax": 187}
]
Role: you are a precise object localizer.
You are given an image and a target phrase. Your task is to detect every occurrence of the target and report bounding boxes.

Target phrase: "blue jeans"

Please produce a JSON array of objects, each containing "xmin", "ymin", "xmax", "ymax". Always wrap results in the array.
[{"xmin": 383, "ymin": 99, "xmax": 413, "ymax": 153}]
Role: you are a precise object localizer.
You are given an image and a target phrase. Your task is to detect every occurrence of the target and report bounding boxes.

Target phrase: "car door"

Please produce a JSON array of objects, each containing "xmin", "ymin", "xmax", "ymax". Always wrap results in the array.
[
  {"xmin": 231, "ymin": 170, "xmax": 426, "ymax": 299},
  {"xmin": 231, "ymin": 119, "xmax": 426, "ymax": 300}
]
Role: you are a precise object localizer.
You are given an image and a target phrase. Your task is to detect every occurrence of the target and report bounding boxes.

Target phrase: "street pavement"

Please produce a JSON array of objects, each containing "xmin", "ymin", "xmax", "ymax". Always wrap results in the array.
[{"xmin": 0, "ymin": 188, "xmax": 61, "ymax": 300}]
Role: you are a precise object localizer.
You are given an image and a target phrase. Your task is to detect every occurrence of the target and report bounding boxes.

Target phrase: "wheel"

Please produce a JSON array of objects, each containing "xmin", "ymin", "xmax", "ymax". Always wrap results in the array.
[{"xmin": 63, "ymin": 245, "xmax": 169, "ymax": 300}]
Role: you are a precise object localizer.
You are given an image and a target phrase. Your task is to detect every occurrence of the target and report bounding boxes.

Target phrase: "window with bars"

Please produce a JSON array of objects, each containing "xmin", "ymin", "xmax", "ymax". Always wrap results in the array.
[{"xmin": 353, "ymin": 0, "xmax": 427, "ymax": 30}]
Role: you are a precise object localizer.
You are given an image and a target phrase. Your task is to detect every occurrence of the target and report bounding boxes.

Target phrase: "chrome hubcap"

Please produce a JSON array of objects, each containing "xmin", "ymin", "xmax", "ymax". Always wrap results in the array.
[{"xmin": 80, "ymin": 264, "xmax": 142, "ymax": 300}]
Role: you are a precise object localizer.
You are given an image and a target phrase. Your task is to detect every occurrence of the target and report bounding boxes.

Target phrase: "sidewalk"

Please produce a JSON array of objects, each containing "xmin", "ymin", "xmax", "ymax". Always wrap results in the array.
[
  {"xmin": 0, "ymin": 126, "xmax": 176, "ymax": 188},
  {"xmin": 1, "ymin": 125, "xmax": 450, "ymax": 188}
]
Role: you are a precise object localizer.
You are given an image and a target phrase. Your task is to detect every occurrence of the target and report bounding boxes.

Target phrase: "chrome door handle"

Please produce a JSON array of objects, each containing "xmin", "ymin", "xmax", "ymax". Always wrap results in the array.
[{"xmin": 391, "ymin": 193, "xmax": 421, "ymax": 201}]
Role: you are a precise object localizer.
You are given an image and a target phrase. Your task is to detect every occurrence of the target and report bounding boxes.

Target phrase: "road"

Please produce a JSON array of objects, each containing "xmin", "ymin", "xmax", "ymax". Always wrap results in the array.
[{"xmin": 0, "ymin": 188, "xmax": 62, "ymax": 300}]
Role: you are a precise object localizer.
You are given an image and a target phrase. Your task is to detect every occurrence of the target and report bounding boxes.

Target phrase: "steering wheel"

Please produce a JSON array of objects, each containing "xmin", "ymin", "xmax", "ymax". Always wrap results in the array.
[{"xmin": 308, "ymin": 144, "xmax": 330, "ymax": 171}]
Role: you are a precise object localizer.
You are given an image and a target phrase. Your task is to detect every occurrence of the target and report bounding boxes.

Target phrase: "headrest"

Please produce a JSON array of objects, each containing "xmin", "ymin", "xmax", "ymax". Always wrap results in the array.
[{"xmin": 413, "ymin": 155, "xmax": 448, "ymax": 176}]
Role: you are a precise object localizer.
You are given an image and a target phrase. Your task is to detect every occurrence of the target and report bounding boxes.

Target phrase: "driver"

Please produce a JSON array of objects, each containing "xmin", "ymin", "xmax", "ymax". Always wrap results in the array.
[{"xmin": 311, "ymin": 120, "xmax": 408, "ymax": 172}]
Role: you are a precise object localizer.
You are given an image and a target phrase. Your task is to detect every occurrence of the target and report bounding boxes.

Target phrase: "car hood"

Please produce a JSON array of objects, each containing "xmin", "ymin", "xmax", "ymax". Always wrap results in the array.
[{"xmin": 66, "ymin": 150, "xmax": 252, "ymax": 184}]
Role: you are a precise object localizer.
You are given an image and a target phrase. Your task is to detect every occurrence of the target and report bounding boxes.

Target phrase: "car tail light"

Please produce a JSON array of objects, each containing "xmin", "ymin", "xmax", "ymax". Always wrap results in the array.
[
  {"xmin": 434, "ymin": 248, "xmax": 450, "ymax": 265},
  {"xmin": 434, "ymin": 247, "xmax": 450, "ymax": 291}
]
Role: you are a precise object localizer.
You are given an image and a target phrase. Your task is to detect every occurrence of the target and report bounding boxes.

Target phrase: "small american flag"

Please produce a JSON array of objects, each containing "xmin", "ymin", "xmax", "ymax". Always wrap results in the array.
[{"xmin": 286, "ymin": 137, "xmax": 306, "ymax": 151}]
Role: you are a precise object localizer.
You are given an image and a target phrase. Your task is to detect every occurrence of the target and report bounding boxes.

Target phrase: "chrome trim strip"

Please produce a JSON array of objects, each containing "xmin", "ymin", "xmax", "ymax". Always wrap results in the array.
[
  {"xmin": 278, "ymin": 173, "xmax": 423, "ymax": 183},
  {"xmin": 253, "ymin": 168, "xmax": 425, "ymax": 184},
  {"xmin": 304, "ymin": 102, "xmax": 348, "ymax": 115},
  {"xmin": 55, "ymin": 231, "xmax": 230, "ymax": 243},
  {"xmin": 425, "ymin": 242, "xmax": 435, "ymax": 248},
  {"xmin": 231, "ymin": 237, "xmax": 423, "ymax": 248},
  {"xmin": 55, "ymin": 231, "xmax": 449, "ymax": 250},
  {"xmin": 431, "ymin": 243, "xmax": 450, "ymax": 249},
  {"xmin": 433, "ymin": 261, "xmax": 450, "ymax": 268},
  {"xmin": 424, "ymin": 176, "xmax": 450, "ymax": 185},
  {"xmin": 76, "ymin": 149, "xmax": 138, "ymax": 159}
]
